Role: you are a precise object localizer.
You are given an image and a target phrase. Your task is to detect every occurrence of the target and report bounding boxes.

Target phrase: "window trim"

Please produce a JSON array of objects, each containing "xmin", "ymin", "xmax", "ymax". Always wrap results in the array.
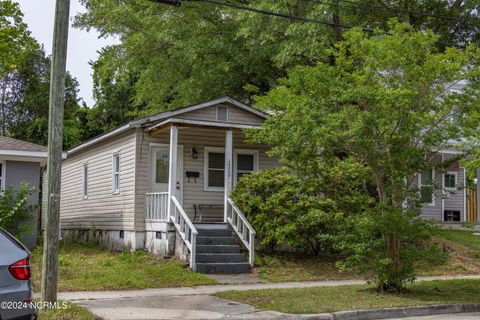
[
  {"xmin": 443, "ymin": 171, "xmax": 458, "ymax": 191},
  {"xmin": 216, "ymin": 105, "xmax": 228, "ymax": 122},
  {"xmin": 204, "ymin": 147, "xmax": 225, "ymax": 192},
  {"xmin": 0, "ymin": 160, "xmax": 6, "ymax": 192},
  {"xmin": 418, "ymin": 169, "xmax": 435, "ymax": 206},
  {"xmin": 112, "ymin": 152, "xmax": 120, "ymax": 194},
  {"xmin": 233, "ymin": 149, "xmax": 259, "ymax": 186},
  {"xmin": 82, "ymin": 163, "xmax": 88, "ymax": 199}
]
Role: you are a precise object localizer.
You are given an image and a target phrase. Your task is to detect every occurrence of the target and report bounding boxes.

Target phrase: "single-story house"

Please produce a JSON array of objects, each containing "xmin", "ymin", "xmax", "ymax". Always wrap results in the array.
[
  {"xmin": 0, "ymin": 136, "xmax": 47, "ymax": 248},
  {"xmin": 52, "ymin": 97, "xmax": 280, "ymax": 273}
]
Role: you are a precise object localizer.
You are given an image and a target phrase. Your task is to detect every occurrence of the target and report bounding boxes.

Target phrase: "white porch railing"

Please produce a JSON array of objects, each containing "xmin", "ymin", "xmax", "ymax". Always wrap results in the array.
[
  {"xmin": 145, "ymin": 192, "xmax": 169, "ymax": 221},
  {"xmin": 170, "ymin": 196, "xmax": 198, "ymax": 271},
  {"xmin": 226, "ymin": 198, "xmax": 255, "ymax": 267}
]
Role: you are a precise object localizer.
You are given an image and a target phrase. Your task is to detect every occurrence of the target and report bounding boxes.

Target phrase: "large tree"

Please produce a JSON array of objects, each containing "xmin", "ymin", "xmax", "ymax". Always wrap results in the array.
[
  {"xmin": 249, "ymin": 22, "xmax": 479, "ymax": 290},
  {"xmin": 75, "ymin": 0, "xmax": 480, "ymax": 138},
  {"xmin": 0, "ymin": 2, "xmax": 82, "ymax": 149},
  {"xmin": 0, "ymin": 0, "xmax": 35, "ymax": 77}
]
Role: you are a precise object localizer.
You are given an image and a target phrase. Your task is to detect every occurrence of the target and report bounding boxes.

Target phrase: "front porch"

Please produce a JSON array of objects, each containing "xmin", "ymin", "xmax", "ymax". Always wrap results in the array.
[{"xmin": 141, "ymin": 121, "xmax": 260, "ymax": 272}]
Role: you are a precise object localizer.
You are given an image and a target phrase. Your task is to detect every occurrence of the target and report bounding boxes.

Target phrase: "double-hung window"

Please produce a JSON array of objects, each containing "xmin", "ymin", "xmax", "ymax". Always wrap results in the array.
[
  {"xmin": 234, "ymin": 149, "xmax": 258, "ymax": 184},
  {"xmin": 112, "ymin": 153, "xmax": 120, "ymax": 193},
  {"xmin": 419, "ymin": 169, "xmax": 435, "ymax": 205},
  {"xmin": 205, "ymin": 147, "xmax": 225, "ymax": 191},
  {"xmin": 82, "ymin": 164, "xmax": 88, "ymax": 198},
  {"xmin": 444, "ymin": 172, "xmax": 457, "ymax": 190}
]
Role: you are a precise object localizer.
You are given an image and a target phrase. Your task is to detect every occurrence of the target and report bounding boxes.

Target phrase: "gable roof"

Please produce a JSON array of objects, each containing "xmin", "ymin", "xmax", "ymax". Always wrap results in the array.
[
  {"xmin": 0, "ymin": 136, "xmax": 47, "ymax": 158},
  {"xmin": 67, "ymin": 97, "xmax": 268, "ymax": 155}
]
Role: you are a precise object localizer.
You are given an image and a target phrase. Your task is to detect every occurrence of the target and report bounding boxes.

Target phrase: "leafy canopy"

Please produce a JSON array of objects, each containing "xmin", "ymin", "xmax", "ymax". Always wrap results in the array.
[{"xmin": 74, "ymin": 0, "xmax": 480, "ymax": 139}]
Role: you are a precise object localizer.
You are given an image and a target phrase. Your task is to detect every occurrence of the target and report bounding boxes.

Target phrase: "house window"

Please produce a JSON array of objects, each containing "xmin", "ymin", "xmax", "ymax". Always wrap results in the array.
[
  {"xmin": 112, "ymin": 153, "xmax": 120, "ymax": 193},
  {"xmin": 444, "ymin": 172, "xmax": 457, "ymax": 190},
  {"xmin": 419, "ymin": 169, "xmax": 434, "ymax": 205},
  {"xmin": 217, "ymin": 106, "xmax": 228, "ymax": 122},
  {"xmin": 82, "ymin": 164, "xmax": 88, "ymax": 198},
  {"xmin": 205, "ymin": 147, "xmax": 225, "ymax": 191},
  {"xmin": 444, "ymin": 210, "xmax": 461, "ymax": 222},
  {"xmin": 234, "ymin": 150, "xmax": 258, "ymax": 183},
  {"xmin": 155, "ymin": 150, "xmax": 169, "ymax": 184}
]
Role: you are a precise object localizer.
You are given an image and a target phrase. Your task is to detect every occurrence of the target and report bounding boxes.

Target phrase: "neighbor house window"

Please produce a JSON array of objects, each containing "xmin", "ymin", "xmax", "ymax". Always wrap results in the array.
[
  {"xmin": 155, "ymin": 150, "xmax": 169, "ymax": 184},
  {"xmin": 82, "ymin": 164, "xmax": 88, "ymax": 198},
  {"xmin": 444, "ymin": 172, "xmax": 457, "ymax": 190},
  {"xmin": 217, "ymin": 106, "xmax": 228, "ymax": 122},
  {"xmin": 419, "ymin": 169, "xmax": 434, "ymax": 205},
  {"xmin": 234, "ymin": 149, "xmax": 258, "ymax": 184},
  {"xmin": 205, "ymin": 147, "xmax": 224, "ymax": 191},
  {"xmin": 112, "ymin": 153, "xmax": 120, "ymax": 193},
  {"xmin": 0, "ymin": 161, "xmax": 5, "ymax": 191}
]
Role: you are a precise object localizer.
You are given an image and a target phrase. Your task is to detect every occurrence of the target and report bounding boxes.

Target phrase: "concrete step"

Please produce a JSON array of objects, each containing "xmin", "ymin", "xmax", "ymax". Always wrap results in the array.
[
  {"xmin": 196, "ymin": 228, "xmax": 232, "ymax": 237},
  {"xmin": 194, "ymin": 223, "xmax": 229, "ymax": 230},
  {"xmin": 195, "ymin": 262, "xmax": 251, "ymax": 274},
  {"xmin": 197, "ymin": 236, "xmax": 237, "ymax": 245},
  {"xmin": 196, "ymin": 253, "xmax": 247, "ymax": 263},
  {"xmin": 196, "ymin": 245, "xmax": 241, "ymax": 254}
]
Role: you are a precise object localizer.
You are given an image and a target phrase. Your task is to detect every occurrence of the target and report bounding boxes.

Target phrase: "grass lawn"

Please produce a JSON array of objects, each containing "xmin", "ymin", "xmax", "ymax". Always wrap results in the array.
[
  {"xmin": 31, "ymin": 242, "xmax": 216, "ymax": 292},
  {"xmin": 217, "ymin": 279, "xmax": 480, "ymax": 314},
  {"xmin": 37, "ymin": 302, "xmax": 100, "ymax": 320},
  {"xmin": 255, "ymin": 229, "xmax": 480, "ymax": 282},
  {"xmin": 255, "ymin": 255, "xmax": 360, "ymax": 282}
]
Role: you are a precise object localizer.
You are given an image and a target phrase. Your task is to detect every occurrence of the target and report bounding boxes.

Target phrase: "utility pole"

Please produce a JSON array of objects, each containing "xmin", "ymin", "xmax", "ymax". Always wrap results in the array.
[{"xmin": 41, "ymin": 0, "xmax": 70, "ymax": 303}]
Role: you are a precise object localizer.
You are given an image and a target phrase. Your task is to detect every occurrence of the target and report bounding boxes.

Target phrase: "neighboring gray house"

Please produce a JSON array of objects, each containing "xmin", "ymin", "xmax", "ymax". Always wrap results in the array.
[
  {"xmin": 52, "ymin": 97, "xmax": 280, "ymax": 273},
  {"xmin": 0, "ymin": 136, "xmax": 47, "ymax": 248},
  {"xmin": 417, "ymin": 151, "xmax": 469, "ymax": 223}
]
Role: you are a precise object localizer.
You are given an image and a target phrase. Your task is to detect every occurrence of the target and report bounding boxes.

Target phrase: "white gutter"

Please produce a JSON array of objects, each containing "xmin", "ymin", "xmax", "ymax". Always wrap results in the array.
[{"xmin": 0, "ymin": 149, "xmax": 47, "ymax": 158}]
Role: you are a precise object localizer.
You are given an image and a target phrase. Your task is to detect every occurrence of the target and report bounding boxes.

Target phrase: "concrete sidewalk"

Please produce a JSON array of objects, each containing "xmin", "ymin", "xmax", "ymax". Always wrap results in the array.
[{"xmin": 59, "ymin": 274, "xmax": 480, "ymax": 301}]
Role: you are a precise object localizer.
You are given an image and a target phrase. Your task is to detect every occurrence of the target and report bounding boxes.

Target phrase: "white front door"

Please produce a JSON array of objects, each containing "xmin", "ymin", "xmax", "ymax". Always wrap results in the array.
[{"xmin": 150, "ymin": 145, "xmax": 184, "ymax": 203}]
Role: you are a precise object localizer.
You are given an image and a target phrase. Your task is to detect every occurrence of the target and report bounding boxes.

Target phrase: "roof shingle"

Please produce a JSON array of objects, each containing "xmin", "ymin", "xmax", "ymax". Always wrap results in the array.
[{"xmin": 0, "ymin": 136, "xmax": 47, "ymax": 152}]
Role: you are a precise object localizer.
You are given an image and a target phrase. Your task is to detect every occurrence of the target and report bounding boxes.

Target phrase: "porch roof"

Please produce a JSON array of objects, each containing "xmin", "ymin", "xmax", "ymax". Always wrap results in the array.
[{"xmin": 145, "ymin": 118, "xmax": 261, "ymax": 134}]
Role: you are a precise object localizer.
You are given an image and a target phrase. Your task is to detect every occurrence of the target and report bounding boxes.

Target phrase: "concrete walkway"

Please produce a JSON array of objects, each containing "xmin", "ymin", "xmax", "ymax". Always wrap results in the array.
[
  {"xmin": 62, "ymin": 274, "xmax": 480, "ymax": 320},
  {"xmin": 59, "ymin": 274, "xmax": 480, "ymax": 302}
]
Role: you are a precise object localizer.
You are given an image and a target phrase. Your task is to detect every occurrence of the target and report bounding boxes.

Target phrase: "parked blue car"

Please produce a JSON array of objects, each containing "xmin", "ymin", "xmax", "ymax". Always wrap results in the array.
[{"xmin": 0, "ymin": 228, "xmax": 36, "ymax": 320}]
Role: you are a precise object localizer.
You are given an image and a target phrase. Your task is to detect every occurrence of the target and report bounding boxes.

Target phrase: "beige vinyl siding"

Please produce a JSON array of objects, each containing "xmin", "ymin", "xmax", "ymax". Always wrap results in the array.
[
  {"xmin": 59, "ymin": 130, "xmax": 137, "ymax": 230},
  {"xmin": 176, "ymin": 103, "xmax": 265, "ymax": 125},
  {"xmin": 135, "ymin": 127, "xmax": 280, "ymax": 225}
]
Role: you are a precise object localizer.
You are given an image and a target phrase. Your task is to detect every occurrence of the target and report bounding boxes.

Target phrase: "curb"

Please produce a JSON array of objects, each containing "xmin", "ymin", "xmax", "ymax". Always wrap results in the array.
[{"xmin": 238, "ymin": 303, "xmax": 480, "ymax": 320}]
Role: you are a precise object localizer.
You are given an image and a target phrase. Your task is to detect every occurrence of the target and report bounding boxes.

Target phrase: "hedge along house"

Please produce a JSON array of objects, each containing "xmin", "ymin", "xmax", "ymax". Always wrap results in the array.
[
  {"xmin": 51, "ymin": 97, "xmax": 280, "ymax": 274},
  {"xmin": 0, "ymin": 136, "xmax": 47, "ymax": 248}
]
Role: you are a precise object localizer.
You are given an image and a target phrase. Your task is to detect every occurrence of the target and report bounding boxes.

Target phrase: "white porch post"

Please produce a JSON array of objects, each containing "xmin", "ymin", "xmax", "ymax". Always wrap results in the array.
[
  {"xmin": 224, "ymin": 129, "xmax": 233, "ymax": 222},
  {"xmin": 168, "ymin": 125, "xmax": 178, "ymax": 219}
]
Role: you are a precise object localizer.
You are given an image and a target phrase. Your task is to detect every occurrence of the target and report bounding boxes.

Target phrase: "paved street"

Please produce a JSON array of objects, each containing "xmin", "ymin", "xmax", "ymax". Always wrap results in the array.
[
  {"xmin": 387, "ymin": 313, "xmax": 480, "ymax": 320},
  {"xmin": 62, "ymin": 275, "xmax": 480, "ymax": 320}
]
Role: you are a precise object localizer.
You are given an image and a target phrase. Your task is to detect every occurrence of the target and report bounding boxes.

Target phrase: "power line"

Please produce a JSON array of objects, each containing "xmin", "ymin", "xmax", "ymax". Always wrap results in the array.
[
  {"xmin": 186, "ymin": 0, "xmax": 465, "ymax": 47},
  {"xmin": 337, "ymin": 0, "xmax": 472, "ymax": 22},
  {"xmin": 149, "ymin": 0, "xmax": 466, "ymax": 47}
]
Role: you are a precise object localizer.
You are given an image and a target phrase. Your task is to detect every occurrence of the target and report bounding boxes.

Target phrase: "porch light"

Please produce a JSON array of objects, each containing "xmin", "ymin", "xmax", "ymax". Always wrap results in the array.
[{"xmin": 191, "ymin": 147, "xmax": 198, "ymax": 159}]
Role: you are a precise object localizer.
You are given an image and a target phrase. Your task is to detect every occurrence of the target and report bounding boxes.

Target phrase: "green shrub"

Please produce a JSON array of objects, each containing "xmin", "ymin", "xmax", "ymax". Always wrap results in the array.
[
  {"xmin": 0, "ymin": 182, "xmax": 36, "ymax": 237},
  {"xmin": 231, "ymin": 159, "xmax": 371, "ymax": 255}
]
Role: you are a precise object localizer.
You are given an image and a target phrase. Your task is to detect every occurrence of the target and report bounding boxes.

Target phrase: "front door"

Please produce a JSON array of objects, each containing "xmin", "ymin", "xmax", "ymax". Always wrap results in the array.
[{"xmin": 150, "ymin": 145, "xmax": 184, "ymax": 203}]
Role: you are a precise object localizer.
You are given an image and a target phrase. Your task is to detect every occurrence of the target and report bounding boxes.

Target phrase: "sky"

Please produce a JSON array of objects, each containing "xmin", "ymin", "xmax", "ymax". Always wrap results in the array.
[{"xmin": 15, "ymin": 0, "xmax": 117, "ymax": 107}]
